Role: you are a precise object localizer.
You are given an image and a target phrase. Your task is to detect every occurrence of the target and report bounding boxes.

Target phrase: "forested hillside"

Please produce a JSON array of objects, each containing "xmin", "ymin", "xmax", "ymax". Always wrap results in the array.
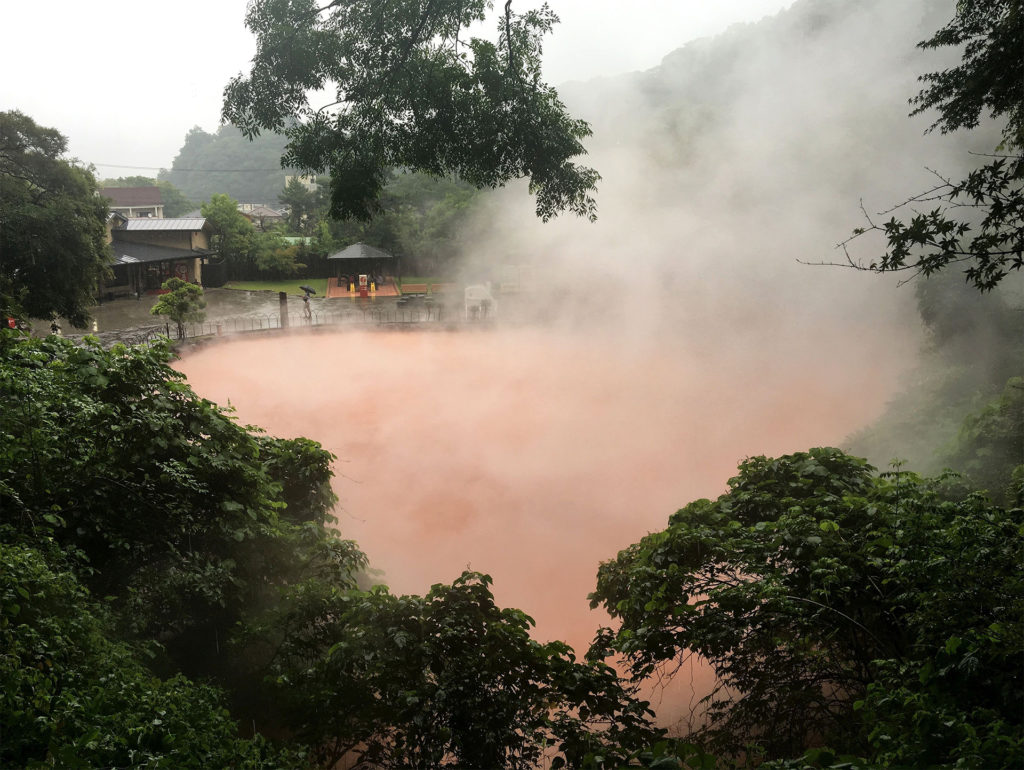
[{"xmin": 159, "ymin": 124, "xmax": 295, "ymax": 204}]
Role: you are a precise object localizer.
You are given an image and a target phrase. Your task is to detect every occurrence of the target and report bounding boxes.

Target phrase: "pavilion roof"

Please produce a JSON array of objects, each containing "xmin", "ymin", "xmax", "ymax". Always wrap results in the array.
[{"xmin": 326, "ymin": 242, "xmax": 395, "ymax": 260}]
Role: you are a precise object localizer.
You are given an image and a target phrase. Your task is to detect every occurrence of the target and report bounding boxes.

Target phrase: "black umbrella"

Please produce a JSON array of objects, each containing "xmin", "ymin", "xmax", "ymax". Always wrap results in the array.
[{"xmin": 300, "ymin": 285, "xmax": 316, "ymax": 295}]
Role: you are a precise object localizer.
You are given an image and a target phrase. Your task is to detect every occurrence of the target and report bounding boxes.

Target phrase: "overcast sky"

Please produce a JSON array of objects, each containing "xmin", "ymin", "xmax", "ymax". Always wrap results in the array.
[{"xmin": 1, "ymin": 0, "xmax": 793, "ymax": 177}]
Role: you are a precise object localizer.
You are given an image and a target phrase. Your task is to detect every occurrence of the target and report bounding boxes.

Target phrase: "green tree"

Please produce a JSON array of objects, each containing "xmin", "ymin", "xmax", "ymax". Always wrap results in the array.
[
  {"xmin": 222, "ymin": 0, "xmax": 599, "ymax": 222},
  {"xmin": 246, "ymin": 571, "xmax": 659, "ymax": 769},
  {"xmin": 150, "ymin": 277, "xmax": 206, "ymax": 338},
  {"xmin": 0, "ymin": 332, "xmax": 365, "ymax": 685},
  {"xmin": 279, "ymin": 176, "xmax": 317, "ymax": 234},
  {"xmin": 253, "ymin": 230, "xmax": 306, "ymax": 277},
  {"xmin": 588, "ymin": 448, "xmax": 1023, "ymax": 766},
  {"xmin": 939, "ymin": 376, "xmax": 1024, "ymax": 504},
  {"xmin": 846, "ymin": 268, "xmax": 1022, "ymax": 479},
  {"xmin": 0, "ymin": 110, "xmax": 110, "ymax": 327},
  {"xmin": 202, "ymin": 192, "xmax": 255, "ymax": 267},
  {"xmin": 837, "ymin": 0, "xmax": 1022, "ymax": 290},
  {"xmin": 0, "ymin": 543, "xmax": 302, "ymax": 768},
  {"xmin": 319, "ymin": 170, "xmax": 482, "ymax": 274}
]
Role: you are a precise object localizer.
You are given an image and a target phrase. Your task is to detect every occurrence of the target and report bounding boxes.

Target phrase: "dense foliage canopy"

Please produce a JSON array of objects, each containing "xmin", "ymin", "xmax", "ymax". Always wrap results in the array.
[
  {"xmin": 0, "ymin": 331, "xmax": 359, "ymax": 765},
  {"xmin": 589, "ymin": 448, "xmax": 1024, "ymax": 766},
  {"xmin": 0, "ymin": 111, "xmax": 110, "ymax": 327},
  {"xmin": 246, "ymin": 570, "xmax": 661, "ymax": 769},
  {"xmin": 222, "ymin": 0, "xmax": 599, "ymax": 222}
]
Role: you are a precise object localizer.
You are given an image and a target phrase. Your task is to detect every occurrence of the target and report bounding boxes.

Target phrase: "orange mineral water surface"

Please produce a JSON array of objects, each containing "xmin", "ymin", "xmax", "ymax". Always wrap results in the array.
[{"xmin": 176, "ymin": 327, "xmax": 904, "ymax": 659}]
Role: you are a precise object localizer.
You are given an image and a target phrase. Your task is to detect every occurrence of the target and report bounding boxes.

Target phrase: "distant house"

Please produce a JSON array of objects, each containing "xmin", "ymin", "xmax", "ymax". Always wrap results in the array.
[
  {"xmin": 238, "ymin": 203, "xmax": 286, "ymax": 231},
  {"xmin": 100, "ymin": 213, "xmax": 212, "ymax": 298},
  {"xmin": 102, "ymin": 187, "xmax": 164, "ymax": 219}
]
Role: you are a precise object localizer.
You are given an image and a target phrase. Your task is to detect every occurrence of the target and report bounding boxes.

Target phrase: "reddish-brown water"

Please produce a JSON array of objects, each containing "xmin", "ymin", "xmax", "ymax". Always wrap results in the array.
[{"xmin": 177, "ymin": 327, "xmax": 905, "ymax": 658}]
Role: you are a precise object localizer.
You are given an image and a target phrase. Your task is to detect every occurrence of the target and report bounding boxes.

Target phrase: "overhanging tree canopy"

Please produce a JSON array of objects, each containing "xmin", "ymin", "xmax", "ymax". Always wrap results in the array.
[
  {"xmin": 0, "ymin": 111, "xmax": 110, "ymax": 327},
  {"xmin": 834, "ymin": 0, "xmax": 1022, "ymax": 290},
  {"xmin": 222, "ymin": 0, "xmax": 599, "ymax": 223}
]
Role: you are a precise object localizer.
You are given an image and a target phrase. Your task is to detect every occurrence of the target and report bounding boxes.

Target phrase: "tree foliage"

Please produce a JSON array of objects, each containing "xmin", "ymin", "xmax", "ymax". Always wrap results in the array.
[
  {"xmin": 0, "ymin": 543, "xmax": 300, "ymax": 769},
  {"xmin": 588, "ymin": 448, "xmax": 1024, "ymax": 766},
  {"xmin": 0, "ymin": 332, "xmax": 363, "ymax": 676},
  {"xmin": 846, "ymin": 268, "xmax": 1022, "ymax": 482},
  {"xmin": 909, "ymin": 0, "xmax": 1023, "ymax": 147},
  {"xmin": 940, "ymin": 376, "xmax": 1024, "ymax": 505},
  {"xmin": 320, "ymin": 169, "xmax": 482, "ymax": 274},
  {"xmin": 150, "ymin": 277, "xmax": 206, "ymax": 339},
  {"xmin": 245, "ymin": 570, "xmax": 659, "ymax": 769},
  {"xmin": 0, "ymin": 111, "xmax": 110, "ymax": 327},
  {"xmin": 837, "ymin": 0, "xmax": 1023, "ymax": 289},
  {"xmin": 279, "ymin": 176, "xmax": 319, "ymax": 234},
  {"xmin": 202, "ymin": 192, "xmax": 256, "ymax": 265},
  {"xmin": 222, "ymin": 0, "xmax": 599, "ymax": 222}
]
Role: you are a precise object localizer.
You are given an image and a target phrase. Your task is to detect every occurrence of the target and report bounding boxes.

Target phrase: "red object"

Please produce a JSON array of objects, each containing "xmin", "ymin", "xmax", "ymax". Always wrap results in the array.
[{"xmin": 6, "ymin": 317, "xmax": 15, "ymax": 329}]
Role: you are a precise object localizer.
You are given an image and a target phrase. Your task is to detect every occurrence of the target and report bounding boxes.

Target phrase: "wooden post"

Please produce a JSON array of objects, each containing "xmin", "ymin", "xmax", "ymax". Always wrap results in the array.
[{"xmin": 279, "ymin": 291, "xmax": 289, "ymax": 328}]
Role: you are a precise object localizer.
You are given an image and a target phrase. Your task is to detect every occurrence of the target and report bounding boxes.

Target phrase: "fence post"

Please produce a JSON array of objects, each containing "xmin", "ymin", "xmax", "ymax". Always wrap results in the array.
[{"xmin": 279, "ymin": 292, "xmax": 289, "ymax": 329}]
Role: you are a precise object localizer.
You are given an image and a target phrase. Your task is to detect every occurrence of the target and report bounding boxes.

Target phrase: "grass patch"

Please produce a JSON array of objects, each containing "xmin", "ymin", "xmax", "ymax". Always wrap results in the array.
[{"xmin": 223, "ymin": 279, "xmax": 328, "ymax": 296}]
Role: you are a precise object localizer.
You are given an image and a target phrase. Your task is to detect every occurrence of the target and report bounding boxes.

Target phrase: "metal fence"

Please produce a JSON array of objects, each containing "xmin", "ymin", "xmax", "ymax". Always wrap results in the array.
[{"xmin": 177, "ymin": 305, "xmax": 450, "ymax": 340}]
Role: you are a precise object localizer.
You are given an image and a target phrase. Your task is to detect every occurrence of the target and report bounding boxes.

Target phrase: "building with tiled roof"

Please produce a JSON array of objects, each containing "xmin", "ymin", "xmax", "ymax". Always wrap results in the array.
[
  {"xmin": 238, "ymin": 203, "xmax": 286, "ymax": 231},
  {"xmin": 102, "ymin": 187, "xmax": 164, "ymax": 219}
]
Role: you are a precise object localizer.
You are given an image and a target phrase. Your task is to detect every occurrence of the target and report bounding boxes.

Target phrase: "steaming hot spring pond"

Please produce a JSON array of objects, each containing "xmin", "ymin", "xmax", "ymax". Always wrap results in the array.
[{"xmin": 176, "ymin": 327, "xmax": 902, "ymax": 654}]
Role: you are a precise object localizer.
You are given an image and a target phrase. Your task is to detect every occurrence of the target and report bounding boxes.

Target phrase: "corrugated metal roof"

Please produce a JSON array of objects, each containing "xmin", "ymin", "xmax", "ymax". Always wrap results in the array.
[
  {"xmin": 122, "ymin": 217, "xmax": 206, "ymax": 231},
  {"xmin": 326, "ymin": 242, "xmax": 395, "ymax": 260},
  {"xmin": 111, "ymin": 242, "xmax": 209, "ymax": 265}
]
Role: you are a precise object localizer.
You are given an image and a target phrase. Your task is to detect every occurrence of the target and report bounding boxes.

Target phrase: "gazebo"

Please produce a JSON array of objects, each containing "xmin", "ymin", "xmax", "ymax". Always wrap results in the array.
[{"xmin": 326, "ymin": 243, "xmax": 397, "ymax": 290}]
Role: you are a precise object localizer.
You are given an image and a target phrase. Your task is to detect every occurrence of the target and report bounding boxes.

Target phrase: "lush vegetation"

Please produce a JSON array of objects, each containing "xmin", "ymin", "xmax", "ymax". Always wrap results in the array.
[
  {"xmin": 589, "ymin": 448, "xmax": 1023, "ymax": 766},
  {"xmin": 3, "ymin": 330, "xmax": 1018, "ymax": 768},
  {"xmin": 848, "ymin": 269, "xmax": 1023, "ymax": 496},
  {"xmin": 0, "ymin": 111, "xmax": 110, "ymax": 328}
]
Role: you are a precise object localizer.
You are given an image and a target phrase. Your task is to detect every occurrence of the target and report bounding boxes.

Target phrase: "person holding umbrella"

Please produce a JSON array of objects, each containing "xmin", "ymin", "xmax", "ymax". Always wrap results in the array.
[{"xmin": 301, "ymin": 285, "xmax": 315, "ymax": 324}]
